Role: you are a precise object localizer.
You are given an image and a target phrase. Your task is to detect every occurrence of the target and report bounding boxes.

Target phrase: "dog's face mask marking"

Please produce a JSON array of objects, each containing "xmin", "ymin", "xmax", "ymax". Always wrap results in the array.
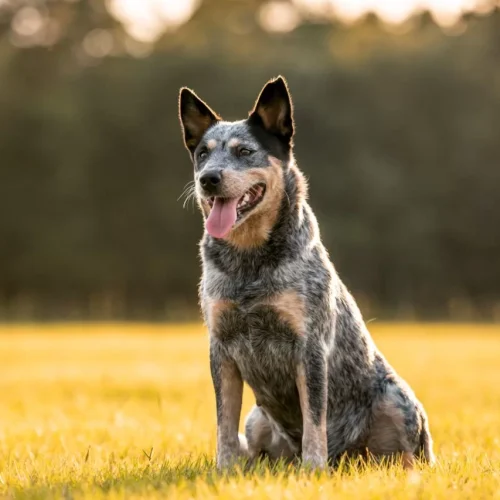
[{"xmin": 179, "ymin": 77, "xmax": 294, "ymax": 242}]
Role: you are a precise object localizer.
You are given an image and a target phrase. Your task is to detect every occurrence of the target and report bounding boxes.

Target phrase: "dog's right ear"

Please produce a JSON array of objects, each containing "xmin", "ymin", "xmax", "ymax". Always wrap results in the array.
[
  {"xmin": 179, "ymin": 88, "xmax": 221, "ymax": 155},
  {"xmin": 249, "ymin": 76, "xmax": 294, "ymax": 144}
]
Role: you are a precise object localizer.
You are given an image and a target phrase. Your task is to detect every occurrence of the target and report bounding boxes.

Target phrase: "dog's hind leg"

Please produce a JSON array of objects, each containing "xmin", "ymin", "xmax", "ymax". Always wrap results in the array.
[
  {"xmin": 418, "ymin": 413, "xmax": 435, "ymax": 466},
  {"xmin": 367, "ymin": 383, "xmax": 430, "ymax": 469},
  {"xmin": 244, "ymin": 405, "xmax": 297, "ymax": 463}
]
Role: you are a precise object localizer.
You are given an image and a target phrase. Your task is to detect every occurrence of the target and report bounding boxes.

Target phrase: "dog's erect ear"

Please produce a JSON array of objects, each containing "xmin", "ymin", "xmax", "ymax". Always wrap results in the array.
[
  {"xmin": 249, "ymin": 76, "xmax": 294, "ymax": 142},
  {"xmin": 179, "ymin": 88, "xmax": 221, "ymax": 155}
]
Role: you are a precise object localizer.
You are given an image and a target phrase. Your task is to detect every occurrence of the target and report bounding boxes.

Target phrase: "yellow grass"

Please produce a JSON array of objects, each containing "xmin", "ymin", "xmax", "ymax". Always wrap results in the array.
[{"xmin": 1, "ymin": 323, "xmax": 499, "ymax": 499}]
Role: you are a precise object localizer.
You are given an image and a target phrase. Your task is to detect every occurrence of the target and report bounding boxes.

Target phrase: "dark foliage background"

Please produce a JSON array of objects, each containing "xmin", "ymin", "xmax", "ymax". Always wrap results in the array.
[{"xmin": 1, "ymin": 0, "xmax": 499, "ymax": 321}]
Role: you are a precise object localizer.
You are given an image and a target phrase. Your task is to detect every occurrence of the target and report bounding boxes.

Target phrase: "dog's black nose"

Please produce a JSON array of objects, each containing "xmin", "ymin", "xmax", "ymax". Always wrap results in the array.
[{"xmin": 199, "ymin": 171, "xmax": 222, "ymax": 192}]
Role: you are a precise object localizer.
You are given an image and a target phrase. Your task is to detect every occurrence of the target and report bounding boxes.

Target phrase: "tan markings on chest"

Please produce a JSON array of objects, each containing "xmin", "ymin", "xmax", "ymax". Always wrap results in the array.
[
  {"xmin": 206, "ymin": 298, "xmax": 235, "ymax": 332},
  {"xmin": 206, "ymin": 290, "xmax": 305, "ymax": 337},
  {"xmin": 265, "ymin": 290, "xmax": 306, "ymax": 336}
]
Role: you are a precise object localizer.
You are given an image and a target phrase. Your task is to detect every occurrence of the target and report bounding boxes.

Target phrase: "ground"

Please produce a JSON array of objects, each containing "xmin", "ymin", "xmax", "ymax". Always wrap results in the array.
[{"xmin": 1, "ymin": 323, "xmax": 499, "ymax": 499}]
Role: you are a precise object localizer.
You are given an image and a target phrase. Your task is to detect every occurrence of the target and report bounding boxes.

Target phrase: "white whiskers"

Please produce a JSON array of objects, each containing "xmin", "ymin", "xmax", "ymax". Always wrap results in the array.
[{"xmin": 177, "ymin": 180, "xmax": 197, "ymax": 211}]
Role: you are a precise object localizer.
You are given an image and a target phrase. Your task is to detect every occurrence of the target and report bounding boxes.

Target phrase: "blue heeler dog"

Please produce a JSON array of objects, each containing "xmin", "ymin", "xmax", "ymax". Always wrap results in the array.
[{"xmin": 178, "ymin": 76, "xmax": 435, "ymax": 470}]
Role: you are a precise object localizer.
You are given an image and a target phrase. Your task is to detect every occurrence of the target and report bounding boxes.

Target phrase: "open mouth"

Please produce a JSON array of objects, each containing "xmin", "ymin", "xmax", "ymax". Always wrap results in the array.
[
  {"xmin": 205, "ymin": 183, "xmax": 266, "ymax": 239},
  {"xmin": 208, "ymin": 183, "xmax": 266, "ymax": 219}
]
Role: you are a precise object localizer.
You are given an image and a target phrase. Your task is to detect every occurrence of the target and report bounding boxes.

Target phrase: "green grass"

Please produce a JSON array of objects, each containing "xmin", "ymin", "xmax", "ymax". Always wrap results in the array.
[{"xmin": 1, "ymin": 324, "xmax": 500, "ymax": 499}]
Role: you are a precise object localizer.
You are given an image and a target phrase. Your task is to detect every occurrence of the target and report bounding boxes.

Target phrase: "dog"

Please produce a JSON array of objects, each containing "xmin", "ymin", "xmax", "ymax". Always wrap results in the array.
[{"xmin": 178, "ymin": 76, "xmax": 434, "ymax": 470}]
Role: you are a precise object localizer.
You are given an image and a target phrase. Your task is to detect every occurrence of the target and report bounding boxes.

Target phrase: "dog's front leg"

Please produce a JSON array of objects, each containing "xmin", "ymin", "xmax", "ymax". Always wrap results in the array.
[
  {"xmin": 296, "ymin": 343, "xmax": 328, "ymax": 469},
  {"xmin": 210, "ymin": 337, "xmax": 244, "ymax": 470}
]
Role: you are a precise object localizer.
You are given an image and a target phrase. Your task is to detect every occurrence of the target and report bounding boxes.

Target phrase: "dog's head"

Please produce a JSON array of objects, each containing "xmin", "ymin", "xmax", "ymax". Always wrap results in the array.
[{"xmin": 178, "ymin": 77, "xmax": 294, "ymax": 242}]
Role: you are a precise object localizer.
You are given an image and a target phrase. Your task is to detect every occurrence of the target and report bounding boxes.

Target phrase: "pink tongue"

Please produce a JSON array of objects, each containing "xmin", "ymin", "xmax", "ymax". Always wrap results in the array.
[{"xmin": 206, "ymin": 197, "xmax": 239, "ymax": 239}]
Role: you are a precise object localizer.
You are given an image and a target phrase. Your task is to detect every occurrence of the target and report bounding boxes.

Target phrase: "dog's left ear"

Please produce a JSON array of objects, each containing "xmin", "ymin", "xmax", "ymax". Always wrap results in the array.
[
  {"xmin": 249, "ymin": 76, "xmax": 294, "ymax": 143},
  {"xmin": 179, "ymin": 87, "xmax": 221, "ymax": 155}
]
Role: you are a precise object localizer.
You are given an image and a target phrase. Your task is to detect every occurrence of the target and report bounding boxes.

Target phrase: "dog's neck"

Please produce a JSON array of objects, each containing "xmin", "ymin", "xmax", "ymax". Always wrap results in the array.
[{"xmin": 201, "ymin": 163, "xmax": 317, "ymax": 276}]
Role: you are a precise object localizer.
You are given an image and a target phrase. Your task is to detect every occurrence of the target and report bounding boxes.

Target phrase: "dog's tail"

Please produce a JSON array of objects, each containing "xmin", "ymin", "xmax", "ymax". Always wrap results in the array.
[{"xmin": 418, "ymin": 414, "xmax": 435, "ymax": 466}]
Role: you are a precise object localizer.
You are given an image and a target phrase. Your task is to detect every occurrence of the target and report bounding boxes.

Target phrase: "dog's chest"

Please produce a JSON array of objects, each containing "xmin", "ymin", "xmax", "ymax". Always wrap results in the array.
[
  {"xmin": 206, "ymin": 293, "xmax": 302, "ymax": 418},
  {"xmin": 209, "ymin": 296, "xmax": 299, "ymax": 365}
]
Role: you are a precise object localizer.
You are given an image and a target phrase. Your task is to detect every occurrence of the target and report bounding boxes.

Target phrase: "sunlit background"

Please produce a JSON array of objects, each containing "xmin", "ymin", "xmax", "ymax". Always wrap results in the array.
[
  {"xmin": 0, "ymin": 0, "xmax": 499, "ymax": 321},
  {"xmin": 109, "ymin": 0, "xmax": 494, "ymax": 41},
  {"xmin": 2, "ymin": 4, "xmax": 500, "ymax": 497}
]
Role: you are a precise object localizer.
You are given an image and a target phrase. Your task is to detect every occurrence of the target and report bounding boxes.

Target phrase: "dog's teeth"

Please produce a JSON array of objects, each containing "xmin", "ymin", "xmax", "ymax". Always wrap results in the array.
[
  {"xmin": 238, "ymin": 193, "xmax": 250, "ymax": 209},
  {"xmin": 236, "ymin": 185, "xmax": 265, "ymax": 213}
]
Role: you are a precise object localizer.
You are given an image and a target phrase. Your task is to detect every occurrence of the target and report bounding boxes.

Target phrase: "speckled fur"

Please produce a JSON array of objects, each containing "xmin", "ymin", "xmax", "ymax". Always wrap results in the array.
[{"xmin": 179, "ymin": 77, "xmax": 434, "ymax": 470}]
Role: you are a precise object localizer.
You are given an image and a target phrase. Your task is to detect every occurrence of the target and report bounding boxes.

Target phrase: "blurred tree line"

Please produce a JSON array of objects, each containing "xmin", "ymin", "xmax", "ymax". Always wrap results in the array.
[{"xmin": 0, "ymin": 0, "xmax": 499, "ymax": 321}]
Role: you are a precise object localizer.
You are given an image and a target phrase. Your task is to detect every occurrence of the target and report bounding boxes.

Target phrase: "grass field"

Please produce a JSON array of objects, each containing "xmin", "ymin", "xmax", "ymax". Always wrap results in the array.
[{"xmin": 1, "ymin": 324, "xmax": 500, "ymax": 499}]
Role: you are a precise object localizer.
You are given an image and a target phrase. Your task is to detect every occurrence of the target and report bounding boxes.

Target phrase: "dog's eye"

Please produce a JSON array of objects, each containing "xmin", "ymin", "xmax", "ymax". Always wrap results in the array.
[
  {"xmin": 238, "ymin": 148, "xmax": 252, "ymax": 157},
  {"xmin": 198, "ymin": 149, "xmax": 208, "ymax": 160}
]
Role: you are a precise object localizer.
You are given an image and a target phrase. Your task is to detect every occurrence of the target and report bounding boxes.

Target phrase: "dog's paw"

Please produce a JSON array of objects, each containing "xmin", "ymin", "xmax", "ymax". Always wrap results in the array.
[
  {"xmin": 216, "ymin": 438, "xmax": 249, "ymax": 471},
  {"xmin": 301, "ymin": 452, "xmax": 328, "ymax": 471},
  {"xmin": 216, "ymin": 453, "xmax": 245, "ymax": 471},
  {"xmin": 216, "ymin": 455, "xmax": 236, "ymax": 470}
]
